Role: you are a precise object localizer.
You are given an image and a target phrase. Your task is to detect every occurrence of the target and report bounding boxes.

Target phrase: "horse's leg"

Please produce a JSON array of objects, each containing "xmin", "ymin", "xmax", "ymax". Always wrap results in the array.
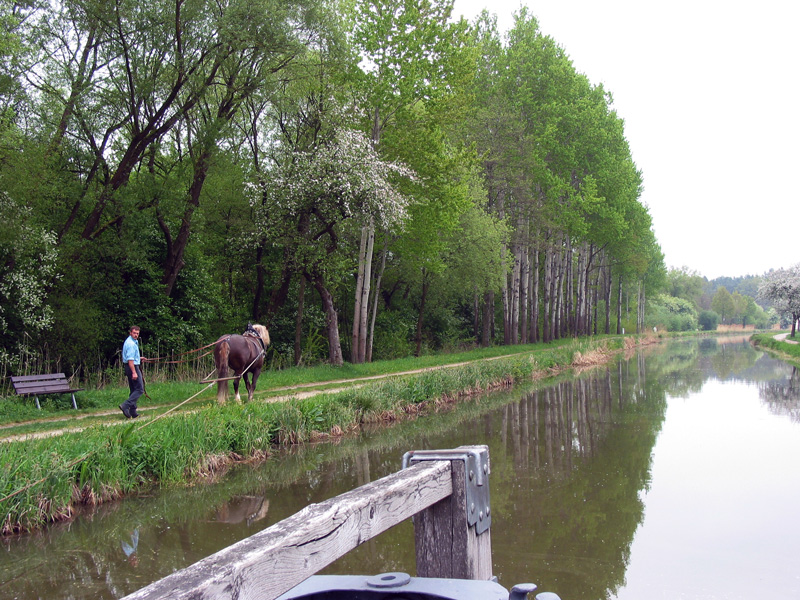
[
  {"xmin": 248, "ymin": 369, "xmax": 260, "ymax": 403},
  {"xmin": 215, "ymin": 341, "xmax": 230, "ymax": 405},
  {"xmin": 233, "ymin": 375, "xmax": 242, "ymax": 403},
  {"xmin": 242, "ymin": 373, "xmax": 253, "ymax": 402}
]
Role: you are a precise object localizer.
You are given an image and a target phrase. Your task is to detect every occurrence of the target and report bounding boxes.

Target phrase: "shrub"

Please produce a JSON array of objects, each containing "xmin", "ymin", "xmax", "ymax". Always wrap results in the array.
[{"xmin": 698, "ymin": 310, "xmax": 720, "ymax": 331}]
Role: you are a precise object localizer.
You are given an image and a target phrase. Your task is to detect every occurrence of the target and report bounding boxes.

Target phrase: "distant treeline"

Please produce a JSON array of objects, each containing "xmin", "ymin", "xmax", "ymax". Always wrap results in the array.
[{"xmin": 652, "ymin": 268, "xmax": 778, "ymax": 332}]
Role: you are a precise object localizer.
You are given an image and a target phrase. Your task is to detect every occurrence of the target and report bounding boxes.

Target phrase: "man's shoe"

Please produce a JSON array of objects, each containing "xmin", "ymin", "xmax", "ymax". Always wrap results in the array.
[
  {"xmin": 131, "ymin": 409, "xmax": 139, "ymax": 419},
  {"xmin": 119, "ymin": 404, "xmax": 131, "ymax": 419}
]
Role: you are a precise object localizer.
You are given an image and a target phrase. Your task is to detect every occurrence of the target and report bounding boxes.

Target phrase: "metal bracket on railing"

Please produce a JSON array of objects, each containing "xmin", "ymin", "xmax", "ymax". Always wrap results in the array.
[{"xmin": 402, "ymin": 446, "xmax": 491, "ymax": 534}]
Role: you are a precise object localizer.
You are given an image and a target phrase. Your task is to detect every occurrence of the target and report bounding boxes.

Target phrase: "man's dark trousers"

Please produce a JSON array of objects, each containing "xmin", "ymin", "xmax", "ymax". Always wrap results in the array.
[{"xmin": 122, "ymin": 364, "xmax": 144, "ymax": 415}]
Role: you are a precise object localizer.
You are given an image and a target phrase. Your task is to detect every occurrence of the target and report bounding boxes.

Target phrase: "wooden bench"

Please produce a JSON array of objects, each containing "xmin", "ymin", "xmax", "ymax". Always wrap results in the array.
[{"xmin": 10, "ymin": 373, "xmax": 82, "ymax": 410}]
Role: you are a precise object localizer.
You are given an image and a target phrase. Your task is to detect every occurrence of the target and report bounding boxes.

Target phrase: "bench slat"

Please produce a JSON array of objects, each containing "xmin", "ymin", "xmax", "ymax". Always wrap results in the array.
[
  {"xmin": 10, "ymin": 373, "xmax": 67, "ymax": 383},
  {"xmin": 10, "ymin": 374, "xmax": 83, "ymax": 396},
  {"xmin": 14, "ymin": 385, "xmax": 82, "ymax": 395}
]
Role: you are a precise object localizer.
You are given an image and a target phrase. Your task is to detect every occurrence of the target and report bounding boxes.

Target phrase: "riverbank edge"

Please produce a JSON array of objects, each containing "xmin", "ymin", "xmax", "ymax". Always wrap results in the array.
[
  {"xmin": 1, "ymin": 336, "xmax": 658, "ymax": 536},
  {"xmin": 750, "ymin": 332, "xmax": 800, "ymax": 365}
]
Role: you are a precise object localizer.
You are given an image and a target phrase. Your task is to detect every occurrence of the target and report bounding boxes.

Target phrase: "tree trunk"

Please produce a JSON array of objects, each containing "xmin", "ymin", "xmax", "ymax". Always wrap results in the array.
[
  {"xmin": 617, "ymin": 273, "xmax": 623, "ymax": 334},
  {"xmin": 497, "ymin": 191, "xmax": 509, "ymax": 345},
  {"xmin": 294, "ymin": 276, "xmax": 306, "ymax": 366},
  {"xmin": 482, "ymin": 291, "xmax": 493, "ymax": 347},
  {"xmin": 358, "ymin": 219, "xmax": 375, "ymax": 361},
  {"xmin": 605, "ymin": 262, "xmax": 612, "ymax": 335},
  {"xmin": 160, "ymin": 145, "xmax": 212, "ymax": 297},
  {"xmin": 520, "ymin": 245, "xmax": 529, "ymax": 344},
  {"xmin": 309, "ymin": 270, "xmax": 343, "ymax": 366},
  {"xmin": 415, "ymin": 270, "xmax": 430, "ymax": 357},
  {"xmin": 366, "ymin": 236, "xmax": 388, "ymax": 363},
  {"xmin": 530, "ymin": 247, "xmax": 539, "ymax": 343},
  {"xmin": 554, "ymin": 249, "xmax": 564, "ymax": 339},
  {"xmin": 567, "ymin": 238, "xmax": 576, "ymax": 336},
  {"xmin": 252, "ymin": 244, "xmax": 266, "ymax": 321},
  {"xmin": 510, "ymin": 244, "xmax": 521, "ymax": 345},
  {"xmin": 474, "ymin": 291, "xmax": 480, "ymax": 345},
  {"xmin": 549, "ymin": 244, "xmax": 561, "ymax": 340},
  {"xmin": 579, "ymin": 243, "xmax": 586, "ymax": 336},
  {"xmin": 265, "ymin": 248, "xmax": 295, "ymax": 318},
  {"xmin": 592, "ymin": 267, "xmax": 600, "ymax": 336},
  {"xmin": 351, "ymin": 224, "xmax": 369, "ymax": 363},
  {"xmin": 543, "ymin": 245, "xmax": 552, "ymax": 343},
  {"xmin": 637, "ymin": 281, "xmax": 645, "ymax": 334}
]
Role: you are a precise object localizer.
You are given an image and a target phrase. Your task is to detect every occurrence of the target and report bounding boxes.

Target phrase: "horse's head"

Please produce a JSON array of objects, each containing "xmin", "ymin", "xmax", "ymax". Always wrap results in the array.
[{"xmin": 250, "ymin": 324, "xmax": 271, "ymax": 348}]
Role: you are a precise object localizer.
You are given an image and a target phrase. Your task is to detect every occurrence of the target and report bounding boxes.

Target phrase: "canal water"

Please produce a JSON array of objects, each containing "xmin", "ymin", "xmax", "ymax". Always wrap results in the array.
[{"xmin": 1, "ymin": 336, "xmax": 799, "ymax": 599}]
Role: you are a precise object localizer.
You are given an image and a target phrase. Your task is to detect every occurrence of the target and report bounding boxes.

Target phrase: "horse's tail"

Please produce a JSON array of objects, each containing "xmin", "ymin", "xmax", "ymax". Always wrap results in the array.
[{"xmin": 214, "ymin": 338, "xmax": 230, "ymax": 404}]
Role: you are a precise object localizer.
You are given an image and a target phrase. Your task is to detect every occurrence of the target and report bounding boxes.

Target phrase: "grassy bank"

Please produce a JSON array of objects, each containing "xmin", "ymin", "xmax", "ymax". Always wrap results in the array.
[
  {"xmin": 1, "ymin": 337, "xmax": 628, "ymax": 535},
  {"xmin": 751, "ymin": 332, "xmax": 800, "ymax": 364},
  {"xmin": 0, "ymin": 338, "xmax": 590, "ymax": 426}
]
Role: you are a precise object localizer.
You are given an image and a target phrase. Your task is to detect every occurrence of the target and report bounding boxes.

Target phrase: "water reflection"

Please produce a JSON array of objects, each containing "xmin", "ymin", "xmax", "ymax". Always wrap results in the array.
[
  {"xmin": 759, "ymin": 366, "xmax": 800, "ymax": 421},
  {"xmin": 486, "ymin": 359, "xmax": 665, "ymax": 600},
  {"xmin": 212, "ymin": 495, "xmax": 269, "ymax": 526},
  {"xmin": 1, "ymin": 337, "xmax": 799, "ymax": 599}
]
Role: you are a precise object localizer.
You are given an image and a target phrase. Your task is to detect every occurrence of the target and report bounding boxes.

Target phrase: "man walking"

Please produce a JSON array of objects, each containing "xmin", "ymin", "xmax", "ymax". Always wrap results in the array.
[{"xmin": 120, "ymin": 325, "xmax": 145, "ymax": 418}]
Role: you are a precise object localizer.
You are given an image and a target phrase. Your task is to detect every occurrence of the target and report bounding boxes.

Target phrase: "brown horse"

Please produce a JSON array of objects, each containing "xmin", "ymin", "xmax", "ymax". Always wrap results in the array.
[{"xmin": 213, "ymin": 324, "xmax": 270, "ymax": 404}]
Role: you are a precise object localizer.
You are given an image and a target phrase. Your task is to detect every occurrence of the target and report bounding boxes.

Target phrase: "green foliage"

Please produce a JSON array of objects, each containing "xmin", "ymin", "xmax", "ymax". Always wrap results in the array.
[
  {"xmin": 647, "ymin": 294, "xmax": 698, "ymax": 332},
  {"xmin": 698, "ymin": 310, "xmax": 720, "ymax": 331},
  {"xmin": 667, "ymin": 267, "xmax": 706, "ymax": 309},
  {"xmin": 0, "ymin": 0, "xmax": 662, "ymax": 379},
  {"xmin": 0, "ymin": 192, "xmax": 60, "ymax": 342},
  {"xmin": 711, "ymin": 287, "xmax": 735, "ymax": 324},
  {"xmin": 370, "ymin": 310, "xmax": 415, "ymax": 360},
  {"xmin": 710, "ymin": 274, "xmax": 763, "ymax": 303}
]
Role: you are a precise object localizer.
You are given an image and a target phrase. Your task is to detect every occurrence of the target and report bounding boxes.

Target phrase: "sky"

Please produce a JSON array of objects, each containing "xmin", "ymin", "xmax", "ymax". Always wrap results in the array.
[{"xmin": 451, "ymin": 0, "xmax": 800, "ymax": 280}]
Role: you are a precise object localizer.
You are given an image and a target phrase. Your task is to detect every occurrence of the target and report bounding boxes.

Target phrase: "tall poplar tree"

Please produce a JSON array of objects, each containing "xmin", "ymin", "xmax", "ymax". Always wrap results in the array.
[{"xmin": 346, "ymin": 0, "xmax": 474, "ymax": 361}]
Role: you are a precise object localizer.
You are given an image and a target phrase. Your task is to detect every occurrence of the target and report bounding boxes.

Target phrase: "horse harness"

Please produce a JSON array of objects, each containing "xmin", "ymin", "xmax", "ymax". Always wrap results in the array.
[{"xmin": 242, "ymin": 328, "xmax": 266, "ymax": 354}]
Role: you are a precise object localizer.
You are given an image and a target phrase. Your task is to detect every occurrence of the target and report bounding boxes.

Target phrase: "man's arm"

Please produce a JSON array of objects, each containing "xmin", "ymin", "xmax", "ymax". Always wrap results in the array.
[{"xmin": 128, "ymin": 359, "xmax": 137, "ymax": 379}]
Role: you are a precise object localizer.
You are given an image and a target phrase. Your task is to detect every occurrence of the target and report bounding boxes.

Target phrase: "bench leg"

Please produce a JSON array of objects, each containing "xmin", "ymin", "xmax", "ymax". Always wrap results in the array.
[
  {"xmin": 35, "ymin": 396, "xmax": 41, "ymax": 410},
  {"xmin": 71, "ymin": 393, "xmax": 77, "ymax": 409}
]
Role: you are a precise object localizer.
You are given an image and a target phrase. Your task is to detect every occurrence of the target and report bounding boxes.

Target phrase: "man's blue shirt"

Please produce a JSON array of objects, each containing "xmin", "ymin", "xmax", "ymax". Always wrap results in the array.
[{"xmin": 122, "ymin": 336, "xmax": 140, "ymax": 365}]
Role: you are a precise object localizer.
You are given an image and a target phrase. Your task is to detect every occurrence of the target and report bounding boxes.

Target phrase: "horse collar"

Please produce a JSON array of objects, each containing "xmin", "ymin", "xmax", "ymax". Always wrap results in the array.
[{"xmin": 243, "ymin": 331, "xmax": 266, "ymax": 352}]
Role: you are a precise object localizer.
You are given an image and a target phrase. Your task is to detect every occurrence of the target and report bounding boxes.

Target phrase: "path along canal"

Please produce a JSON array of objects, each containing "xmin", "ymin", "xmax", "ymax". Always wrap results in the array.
[{"xmin": 1, "ymin": 336, "xmax": 799, "ymax": 599}]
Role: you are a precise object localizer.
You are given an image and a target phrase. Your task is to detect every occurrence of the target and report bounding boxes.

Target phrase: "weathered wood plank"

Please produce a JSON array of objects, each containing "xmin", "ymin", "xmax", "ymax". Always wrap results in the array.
[
  {"xmin": 10, "ymin": 373, "xmax": 66, "ymax": 382},
  {"xmin": 10, "ymin": 374, "xmax": 82, "ymax": 396},
  {"xmin": 13, "ymin": 383, "xmax": 75, "ymax": 394},
  {"xmin": 122, "ymin": 460, "xmax": 453, "ymax": 600},
  {"xmin": 414, "ymin": 449, "xmax": 493, "ymax": 580}
]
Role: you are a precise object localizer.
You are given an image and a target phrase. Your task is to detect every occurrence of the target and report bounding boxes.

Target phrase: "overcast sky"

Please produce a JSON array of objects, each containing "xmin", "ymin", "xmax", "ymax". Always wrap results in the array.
[{"xmin": 452, "ymin": 0, "xmax": 800, "ymax": 280}]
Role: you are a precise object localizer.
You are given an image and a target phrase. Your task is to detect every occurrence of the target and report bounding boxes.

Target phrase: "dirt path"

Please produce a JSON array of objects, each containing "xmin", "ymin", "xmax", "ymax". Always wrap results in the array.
[
  {"xmin": 0, "ymin": 351, "xmax": 540, "ymax": 443},
  {"xmin": 774, "ymin": 332, "xmax": 799, "ymax": 344}
]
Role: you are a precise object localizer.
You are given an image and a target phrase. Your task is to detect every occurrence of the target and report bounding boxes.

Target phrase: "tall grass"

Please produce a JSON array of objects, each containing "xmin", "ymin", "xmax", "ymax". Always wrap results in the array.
[
  {"xmin": 751, "ymin": 332, "xmax": 800, "ymax": 362},
  {"xmin": 0, "ymin": 337, "xmax": 622, "ymax": 534}
]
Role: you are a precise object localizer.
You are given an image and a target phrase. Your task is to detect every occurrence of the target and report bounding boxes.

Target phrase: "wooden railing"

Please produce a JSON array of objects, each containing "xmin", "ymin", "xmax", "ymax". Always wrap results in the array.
[{"xmin": 123, "ymin": 446, "xmax": 492, "ymax": 600}]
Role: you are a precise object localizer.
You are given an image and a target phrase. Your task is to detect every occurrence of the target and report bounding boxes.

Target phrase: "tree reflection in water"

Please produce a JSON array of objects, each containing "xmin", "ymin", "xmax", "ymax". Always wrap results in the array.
[
  {"xmin": 759, "ymin": 366, "xmax": 800, "ymax": 422},
  {"xmin": 487, "ymin": 354, "xmax": 666, "ymax": 600}
]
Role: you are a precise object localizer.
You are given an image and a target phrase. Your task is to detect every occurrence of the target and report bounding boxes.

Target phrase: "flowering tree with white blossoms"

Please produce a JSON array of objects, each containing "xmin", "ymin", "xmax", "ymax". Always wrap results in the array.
[
  {"xmin": 0, "ymin": 193, "xmax": 60, "ymax": 348},
  {"xmin": 758, "ymin": 263, "xmax": 800, "ymax": 338},
  {"xmin": 251, "ymin": 128, "xmax": 414, "ymax": 364}
]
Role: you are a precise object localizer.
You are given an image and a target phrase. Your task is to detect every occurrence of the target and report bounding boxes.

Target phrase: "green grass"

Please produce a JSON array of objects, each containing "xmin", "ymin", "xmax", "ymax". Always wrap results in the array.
[
  {"xmin": 0, "ymin": 338, "xmax": 601, "ymax": 427},
  {"xmin": 0, "ymin": 381, "xmax": 212, "ymax": 428},
  {"xmin": 751, "ymin": 332, "xmax": 800, "ymax": 363},
  {"xmin": 0, "ymin": 336, "xmax": 630, "ymax": 534}
]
